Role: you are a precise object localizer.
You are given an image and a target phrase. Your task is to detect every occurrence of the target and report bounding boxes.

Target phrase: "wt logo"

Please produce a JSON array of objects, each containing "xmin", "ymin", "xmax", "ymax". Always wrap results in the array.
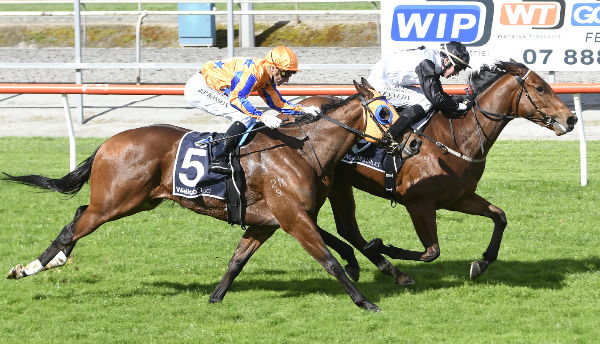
[
  {"xmin": 390, "ymin": 4, "xmax": 485, "ymax": 44},
  {"xmin": 500, "ymin": 2, "xmax": 561, "ymax": 27}
]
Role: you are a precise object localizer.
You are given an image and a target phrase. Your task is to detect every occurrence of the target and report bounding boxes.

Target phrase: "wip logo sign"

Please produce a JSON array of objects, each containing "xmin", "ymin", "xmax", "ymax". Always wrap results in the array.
[
  {"xmin": 389, "ymin": 0, "xmax": 493, "ymax": 46},
  {"xmin": 500, "ymin": 0, "xmax": 565, "ymax": 29}
]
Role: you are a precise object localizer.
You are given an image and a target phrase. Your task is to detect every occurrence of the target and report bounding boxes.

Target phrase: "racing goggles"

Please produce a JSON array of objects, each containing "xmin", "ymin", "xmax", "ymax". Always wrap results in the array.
[
  {"xmin": 278, "ymin": 69, "xmax": 296, "ymax": 78},
  {"xmin": 447, "ymin": 57, "xmax": 466, "ymax": 72}
]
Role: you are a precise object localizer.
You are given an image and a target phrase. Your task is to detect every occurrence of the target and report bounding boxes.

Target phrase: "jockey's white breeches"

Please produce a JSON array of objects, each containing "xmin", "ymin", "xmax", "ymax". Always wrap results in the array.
[
  {"xmin": 184, "ymin": 72, "xmax": 253, "ymax": 126},
  {"xmin": 377, "ymin": 85, "xmax": 433, "ymax": 112}
]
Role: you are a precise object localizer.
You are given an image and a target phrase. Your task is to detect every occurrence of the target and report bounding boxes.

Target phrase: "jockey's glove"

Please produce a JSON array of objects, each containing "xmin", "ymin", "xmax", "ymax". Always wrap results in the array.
[
  {"xmin": 454, "ymin": 95, "xmax": 475, "ymax": 109},
  {"xmin": 302, "ymin": 105, "xmax": 321, "ymax": 117},
  {"xmin": 260, "ymin": 110, "xmax": 283, "ymax": 129},
  {"xmin": 457, "ymin": 103, "xmax": 468, "ymax": 111}
]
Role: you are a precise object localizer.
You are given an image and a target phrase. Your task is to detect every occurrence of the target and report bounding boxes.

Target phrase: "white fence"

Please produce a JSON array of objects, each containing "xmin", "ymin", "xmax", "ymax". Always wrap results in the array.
[{"xmin": 0, "ymin": 1, "xmax": 380, "ymax": 82}]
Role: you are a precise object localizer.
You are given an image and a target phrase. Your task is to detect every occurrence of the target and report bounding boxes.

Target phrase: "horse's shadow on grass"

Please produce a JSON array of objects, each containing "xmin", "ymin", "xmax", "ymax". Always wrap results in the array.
[{"xmin": 147, "ymin": 257, "xmax": 600, "ymax": 302}]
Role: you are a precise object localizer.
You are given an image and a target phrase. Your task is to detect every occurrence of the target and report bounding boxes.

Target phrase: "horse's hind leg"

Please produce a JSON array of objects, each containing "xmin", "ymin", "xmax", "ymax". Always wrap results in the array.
[
  {"xmin": 210, "ymin": 226, "xmax": 277, "ymax": 303},
  {"xmin": 7, "ymin": 206, "xmax": 84, "ymax": 279},
  {"xmin": 43, "ymin": 205, "xmax": 88, "ymax": 271},
  {"xmin": 366, "ymin": 200, "xmax": 442, "ymax": 264},
  {"xmin": 7, "ymin": 203, "xmax": 103, "ymax": 279},
  {"xmin": 8, "ymin": 187, "xmax": 161, "ymax": 279}
]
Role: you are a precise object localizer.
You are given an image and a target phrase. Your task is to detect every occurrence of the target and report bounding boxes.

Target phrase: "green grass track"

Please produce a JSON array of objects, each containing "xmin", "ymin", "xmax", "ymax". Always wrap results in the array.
[{"xmin": 0, "ymin": 137, "xmax": 599, "ymax": 343}]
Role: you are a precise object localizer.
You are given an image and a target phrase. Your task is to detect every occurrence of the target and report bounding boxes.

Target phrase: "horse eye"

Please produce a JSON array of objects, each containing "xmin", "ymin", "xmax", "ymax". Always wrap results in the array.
[
  {"xmin": 536, "ymin": 86, "xmax": 544, "ymax": 93},
  {"xmin": 380, "ymin": 107, "xmax": 390, "ymax": 120}
]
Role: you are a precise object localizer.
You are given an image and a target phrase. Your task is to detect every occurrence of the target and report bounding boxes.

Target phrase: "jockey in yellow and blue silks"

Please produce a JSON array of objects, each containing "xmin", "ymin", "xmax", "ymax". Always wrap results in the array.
[{"xmin": 185, "ymin": 46, "xmax": 320, "ymax": 173}]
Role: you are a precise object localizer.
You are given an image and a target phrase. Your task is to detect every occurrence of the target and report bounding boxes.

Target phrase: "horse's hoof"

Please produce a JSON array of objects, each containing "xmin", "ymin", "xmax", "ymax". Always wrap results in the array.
[
  {"xmin": 208, "ymin": 297, "xmax": 223, "ymax": 303},
  {"xmin": 6, "ymin": 265, "xmax": 24, "ymax": 280},
  {"xmin": 361, "ymin": 302, "xmax": 381, "ymax": 313},
  {"xmin": 395, "ymin": 273, "xmax": 414, "ymax": 286},
  {"xmin": 470, "ymin": 260, "xmax": 489, "ymax": 279},
  {"xmin": 344, "ymin": 263, "xmax": 360, "ymax": 282}
]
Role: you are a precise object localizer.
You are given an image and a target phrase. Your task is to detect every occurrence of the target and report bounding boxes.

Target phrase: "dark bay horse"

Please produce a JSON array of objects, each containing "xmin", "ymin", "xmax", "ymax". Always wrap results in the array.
[
  {"xmin": 3, "ymin": 79, "xmax": 402, "ymax": 312},
  {"xmin": 323, "ymin": 61, "xmax": 577, "ymax": 284}
]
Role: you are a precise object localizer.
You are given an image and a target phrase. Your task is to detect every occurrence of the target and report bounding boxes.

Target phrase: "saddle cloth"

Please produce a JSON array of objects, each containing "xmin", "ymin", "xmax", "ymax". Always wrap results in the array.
[
  {"xmin": 341, "ymin": 110, "xmax": 435, "ymax": 171},
  {"xmin": 172, "ymin": 131, "xmax": 227, "ymax": 199},
  {"xmin": 341, "ymin": 139, "xmax": 386, "ymax": 172}
]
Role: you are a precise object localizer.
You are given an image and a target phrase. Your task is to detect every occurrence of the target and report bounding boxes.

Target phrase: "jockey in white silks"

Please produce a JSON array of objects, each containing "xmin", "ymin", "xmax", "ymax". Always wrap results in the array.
[{"xmin": 367, "ymin": 41, "xmax": 472, "ymax": 139}]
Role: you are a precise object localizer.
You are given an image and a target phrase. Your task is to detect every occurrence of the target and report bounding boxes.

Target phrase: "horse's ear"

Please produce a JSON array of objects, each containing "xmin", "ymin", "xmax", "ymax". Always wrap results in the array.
[
  {"xmin": 354, "ymin": 78, "xmax": 374, "ymax": 98},
  {"xmin": 353, "ymin": 79, "xmax": 366, "ymax": 93},
  {"xmin": 361, "ymin": 77, "xmax": 374, "ymax": 90},
  {"xmin": 503, "ymin": 60, "xmax": 521, "ymax": 75}
]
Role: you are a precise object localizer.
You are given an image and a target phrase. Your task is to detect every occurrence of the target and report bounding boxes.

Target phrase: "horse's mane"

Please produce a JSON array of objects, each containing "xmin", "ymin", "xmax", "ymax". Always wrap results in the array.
[
  {"xmin": 279, "ymin": 94, "xmax": 359, "ymax": 128},
  {"xmin": 468, "ymin": 60, "xmax": 528, "ymax": 94},
  {"xmin": 321, "ymin": 93, "xmax": 360, "ymax": 114}
]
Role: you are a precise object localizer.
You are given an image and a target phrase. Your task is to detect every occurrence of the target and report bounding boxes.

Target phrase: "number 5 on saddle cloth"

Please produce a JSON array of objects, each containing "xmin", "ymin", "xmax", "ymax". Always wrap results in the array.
[{"xmin": 172, "ymin": 130, "xmax": 251, "ymax": 227}]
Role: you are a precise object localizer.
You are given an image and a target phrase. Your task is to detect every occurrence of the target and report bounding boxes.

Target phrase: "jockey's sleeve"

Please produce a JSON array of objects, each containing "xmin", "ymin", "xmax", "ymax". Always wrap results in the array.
[
  {"xmin": 258, "ymin": 83, "xmax": 304, "ymax": 115},
  {"xmin": 228, "ymin": 73, "xmax": 263, "ymax": 118},
  {"xmin": 416, "ymin": 59, "xmax": 459, "ymax": 112}
]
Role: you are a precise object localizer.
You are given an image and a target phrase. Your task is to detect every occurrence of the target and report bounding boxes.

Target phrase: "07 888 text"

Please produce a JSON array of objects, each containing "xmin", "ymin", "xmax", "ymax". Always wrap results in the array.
[{"xmin": 522, "ymin": 49, "xmax": 600, "ymax": 65}]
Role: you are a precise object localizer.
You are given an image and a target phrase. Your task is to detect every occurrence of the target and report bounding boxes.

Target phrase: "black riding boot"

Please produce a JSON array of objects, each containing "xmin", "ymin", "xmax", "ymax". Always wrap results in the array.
[
  {"xmin": 387, "ymin": 104, "xmax": 427, "ymax": 140},
  {"xmin": 210, "ymin": 121, "xmax": 247, "ymax": 174}
]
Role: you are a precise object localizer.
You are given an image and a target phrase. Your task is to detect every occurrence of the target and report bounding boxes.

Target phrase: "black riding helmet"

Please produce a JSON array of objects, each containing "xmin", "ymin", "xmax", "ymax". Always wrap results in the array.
[{"xmin": 440, "ymin": 41, "xmax": 471, "ymax": 72}]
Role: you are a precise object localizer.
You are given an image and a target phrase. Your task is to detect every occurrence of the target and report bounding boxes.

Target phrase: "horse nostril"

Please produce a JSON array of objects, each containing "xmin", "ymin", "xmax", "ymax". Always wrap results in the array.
[{"xmin": 567, "ymin": 116, "xmax": 578, "ymax": 127}]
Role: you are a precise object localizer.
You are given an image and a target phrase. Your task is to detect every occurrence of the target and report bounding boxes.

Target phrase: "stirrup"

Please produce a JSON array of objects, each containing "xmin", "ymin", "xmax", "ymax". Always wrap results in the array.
[
  {"xmin": 408, "ymin": 138, "xmax": 422, "ymax": 154},
  {"xmin": 401, "ymin": 138, "xmax": 422, "ymax": 159},
  {"xmin": 209, "ymin": 160, "xmax": 231, "ymax": 174}
]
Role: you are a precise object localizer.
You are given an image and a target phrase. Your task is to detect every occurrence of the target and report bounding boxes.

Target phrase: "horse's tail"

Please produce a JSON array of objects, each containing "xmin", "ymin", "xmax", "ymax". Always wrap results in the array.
[{"xmin": 1, "ymin": 148, "xmax": 98, "ymax": 196}]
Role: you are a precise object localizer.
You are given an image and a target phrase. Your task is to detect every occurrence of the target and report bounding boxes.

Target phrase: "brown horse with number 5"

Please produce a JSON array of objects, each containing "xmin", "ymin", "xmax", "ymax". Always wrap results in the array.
[{"xmin": 3, "ymin": 78, "xmax": 408, "ymax": 312}]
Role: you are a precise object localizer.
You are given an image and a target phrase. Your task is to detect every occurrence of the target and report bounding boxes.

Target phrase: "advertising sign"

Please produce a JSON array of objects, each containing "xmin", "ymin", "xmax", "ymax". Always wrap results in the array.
[{"xmin": 381, "ymin": 0, "xmax": 600, "ymax": 71}]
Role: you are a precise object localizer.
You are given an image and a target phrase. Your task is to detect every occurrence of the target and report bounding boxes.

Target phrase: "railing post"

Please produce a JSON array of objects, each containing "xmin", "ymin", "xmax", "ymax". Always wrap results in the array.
[
  {"xmin": 73, "ymin": 0, "xmax": 84, "ymax": 125},
  {"xmin": 240, "ymin": 1, "xmax": 255, "ymax": 48},
  {"xmin": 227, "ymin": 0, "xmax": 234, "ymax": 58},
  {"xmin": 573, "ymin": 93, "xmax": 587, "ymax": 186},
  {"xmin": 61, "ymin": 94, "xmax": 77, "ymax": 172},
  {"xmin": 371, "ymin": 1, "xmax": 380, "ymax": 44},
  {"xmin": 136, "ymin": 12, "xmax": 148, "ymax": 84}
]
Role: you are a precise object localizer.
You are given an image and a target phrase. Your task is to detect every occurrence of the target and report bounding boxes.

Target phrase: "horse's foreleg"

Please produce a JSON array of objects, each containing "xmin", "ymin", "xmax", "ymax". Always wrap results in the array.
[
  {"xmin": 328, "ymin": 180, "xmax": 413, "ymax": 286},
  {"xmin": 210, "ymin": 226, "xmax": 277, "ymax": 303},
  {"xmin": 279, "ymin": 210, "xmax": 379, "ymax": 312},
  {"xmin": 447, "ymin": 193, "xmax": 506, "ymax": 279},
  {"xmin": 374, "ymin": 202, "xmax": 441, "ymax": 263},
  {"xmin": 317, "ymin": 225, "xmax": 360, "ymax": 282}
]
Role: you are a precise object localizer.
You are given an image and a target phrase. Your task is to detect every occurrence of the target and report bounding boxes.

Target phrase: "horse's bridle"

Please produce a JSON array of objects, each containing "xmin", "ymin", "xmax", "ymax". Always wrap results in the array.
[
  {"xmin": 417, "ymin": 69, "xmax": 559, "ymax": 163},
  {"xmin": 474, "ymin": 69, "xmax": 557, "ymax": 126}
]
